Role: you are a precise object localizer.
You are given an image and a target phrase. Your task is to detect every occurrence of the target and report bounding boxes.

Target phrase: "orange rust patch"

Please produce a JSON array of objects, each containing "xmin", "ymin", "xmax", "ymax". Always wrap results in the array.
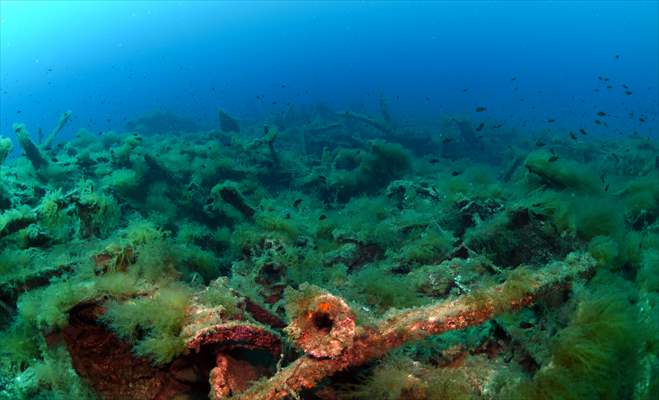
[{"xmin": 316, "ymin": 302, "xmax": 331, "ymax": 313}]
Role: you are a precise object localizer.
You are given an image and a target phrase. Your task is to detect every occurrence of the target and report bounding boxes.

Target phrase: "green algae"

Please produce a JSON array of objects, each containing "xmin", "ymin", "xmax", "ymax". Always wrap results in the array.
[
  {"xmin": 505, "ymin": 281, "xmax": 641, "ymax": 400},
  {"xmin": 0, "ymin": 109, "xmax": 657, "ymax": 399}
]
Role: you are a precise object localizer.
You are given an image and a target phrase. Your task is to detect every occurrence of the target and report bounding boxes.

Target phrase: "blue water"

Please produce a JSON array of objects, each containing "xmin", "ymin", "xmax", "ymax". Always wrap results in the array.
[{"xmin": 1, "ymin": 0, "xmax": 657, "ymax": 139}]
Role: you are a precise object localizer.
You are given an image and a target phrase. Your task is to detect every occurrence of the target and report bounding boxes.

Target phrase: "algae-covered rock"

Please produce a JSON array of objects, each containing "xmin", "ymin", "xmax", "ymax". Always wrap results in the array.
[
  {"xmin": 13, "ymin": 123, "xmax": 49, "ymax": 170},
  {"xmin": 0, "ymin": 136, "xmax": 12, "ymax": 165},
  {"xmin": 329, "ymin": 139, "xmax": 412, "ymax": 201},
  {"xmin": 525, "ymin": 150, "xmax": 602, "ymax": 193}
]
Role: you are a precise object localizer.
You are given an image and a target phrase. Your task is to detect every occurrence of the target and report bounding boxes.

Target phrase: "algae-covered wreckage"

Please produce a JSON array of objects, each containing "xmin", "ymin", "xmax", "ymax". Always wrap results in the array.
[{"xmin": 0, "ymin": 106, "xmax": 657, "ymax": 400}]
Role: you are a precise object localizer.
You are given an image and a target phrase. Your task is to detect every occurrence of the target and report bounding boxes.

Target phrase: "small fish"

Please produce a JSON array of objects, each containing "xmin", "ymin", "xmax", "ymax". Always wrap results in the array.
[
  {"xmin": 16, "ymin": 110, "xmax": 21, "ymax": 114},
  {"xmin": 569, "ymin": 132, "xmax": 577, "ymax": 141},
  {"xmin": 535, "ymin": 140, "xmax": 546, "ymax": 147},
  {"xmin": 451, "ymin": 171, "xmax": 461, "ymax": 176},
  {"xmin": 595, "ymin": 120, "xmax": 602, "ymax": 125},
  {"xmin": 550, "ymin": 148, "xmax": 557, "ymax": 155},
  {"xmin": 615, "ymin": 54, "xmax": 620, "ymax": 59},
  {"xmin": 318, "ymin": 214, "xmax": 327, "ymax": 221},
  {"xmin": 547, "ymin": 118, "xmax": 556, "ymax": 123},
  {"xmin": 548, "ymin": 155, "xmax": 560, "ymax": 162},
  {"xmin": 475, "ymin": 106, "xmax": 486, "ymax": 112},
  {"xmin": 441, "ymin": 137, "xmax": 454, "ymax": 144},
  {"xmin": 625, "ymin": 90, "xmax": 633, "ymax": 95},
  {"xmin": 475, "ymin": 122, "xmax": 485, "ymax": 132},
  {"xmin": 425, "ymin": 96, "xmax": 431, "ymax": 101},
  {"xmin": 639, "ymin": 117, "xmax": 646, "ymax": 123},
  {"xmin": 492, "ymin": 123, "xmax": 504, "ymax": 129},
  {"xmin": 597, "ymin": 111, "xmax": 607, "ymax": 117},
  {"xmin": 579, "ymin": 128, "xmax": 588, "ymax": 135},
  {"xmin": 604, "ymin": 183, "xmax": 610, "ymax": 192},
  {"xmin": 429, "ymin": 158, "xmax": 440, "ymax": 164},
  {"xmin": 293, "ymin": 199, "xmax": 303, "ymax": 208}
]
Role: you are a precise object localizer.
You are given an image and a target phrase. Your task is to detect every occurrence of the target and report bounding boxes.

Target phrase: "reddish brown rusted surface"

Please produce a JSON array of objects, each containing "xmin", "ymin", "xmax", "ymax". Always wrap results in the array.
[
  {"xmin": 187, "ymin": 323, "xmax": 281, "ymax": 357},
  {"xmin": 235, "ymin": 254, "xmax": 595, "ymax": 400},
  {"xmin": 57, "ymin": 302, "xmax": 282, "ymax": 400},
  {"xmin": 286, "ymin": 293, "xmax": 356, "ymax": 358},
  {"xmin": 59, "ymin": 303, "xmax": 190, "ymax": 400},
  {"xmin": 244, "ymin": 299, "xmax": 286, "ymax": 329},
  {"xmin": 210, "ymin": 353, "xmax": 265, "ymax": 399}
]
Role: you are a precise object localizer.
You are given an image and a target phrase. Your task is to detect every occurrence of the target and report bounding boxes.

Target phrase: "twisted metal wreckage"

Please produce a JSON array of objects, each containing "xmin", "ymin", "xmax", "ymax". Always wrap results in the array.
[{"xmin": 52, "ymin": 251, "xmax": 595, "ymax": 400}]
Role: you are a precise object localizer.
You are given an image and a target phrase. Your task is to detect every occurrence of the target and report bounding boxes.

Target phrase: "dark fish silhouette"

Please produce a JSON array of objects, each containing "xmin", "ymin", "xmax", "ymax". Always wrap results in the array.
[
  {"xmin": 548, "ymin": 155, "xmax": 559, "ymax": 162},
  {"xmin": 597, "ymin": 111, "xmax": 607, "ymax": 117},
  {"xmin": 579, "ymin": 129, "xmax": 588, "ymax": 135},
  {"xmin": 475, "ymin": 106, "xmax": 486, "ymax": 112},
  {"xmin": 569, "ymin": 132, "xmax": 577, "ymax": 140},
  {"xmin": 475, "ymin": 122, "xmax": 485, "ymax": 132}
]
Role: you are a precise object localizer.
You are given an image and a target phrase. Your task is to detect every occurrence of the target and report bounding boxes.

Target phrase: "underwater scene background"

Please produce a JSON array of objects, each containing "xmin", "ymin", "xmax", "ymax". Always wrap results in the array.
[{"xmin": 0, "ymin": 1, "xmax": 657, "ymax": 399}]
